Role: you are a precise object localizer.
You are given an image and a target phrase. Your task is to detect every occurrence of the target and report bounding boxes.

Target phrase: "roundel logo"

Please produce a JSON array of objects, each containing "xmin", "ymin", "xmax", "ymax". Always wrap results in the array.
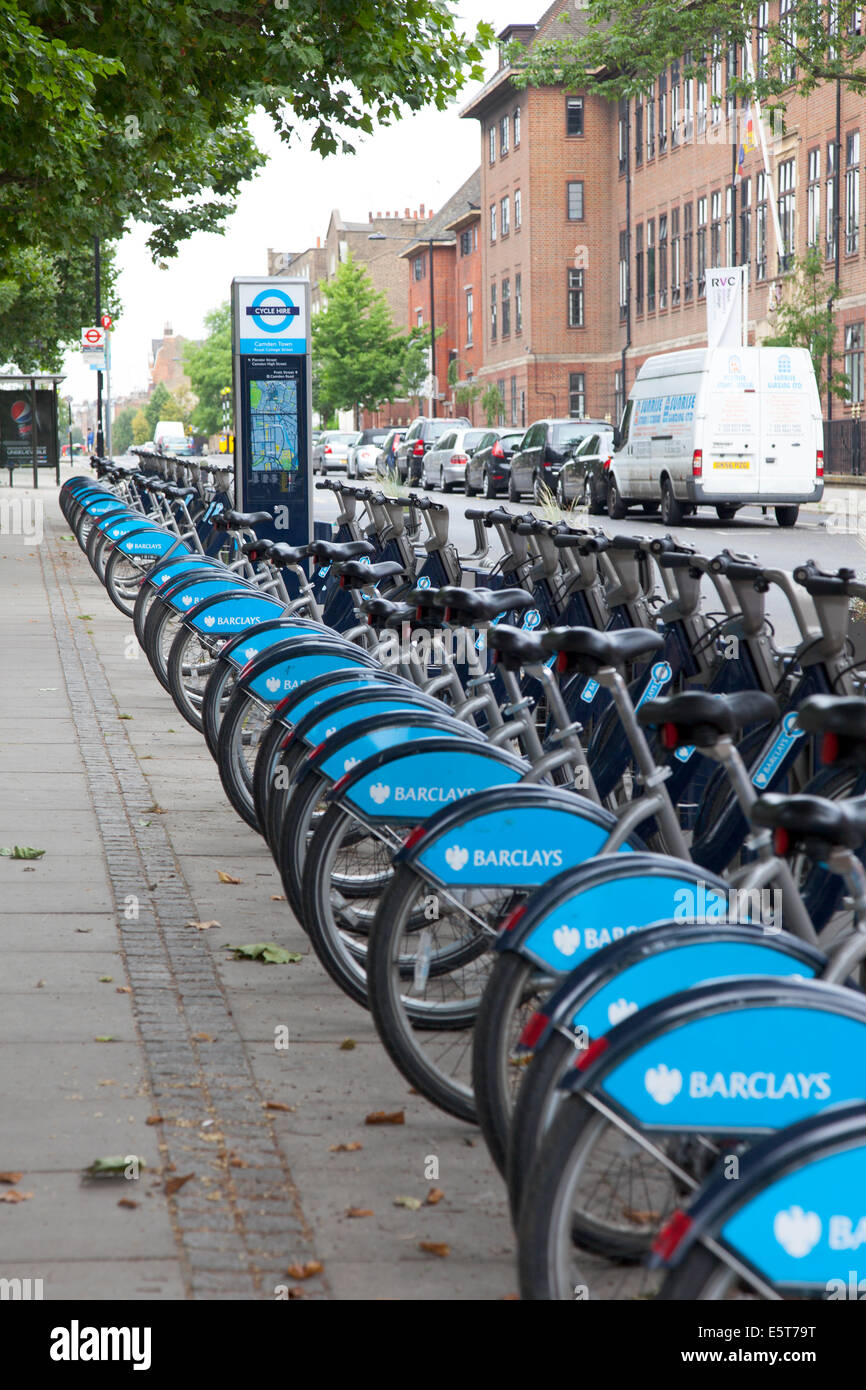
[
  {"xmin": 246, "ymin": 289, "xmax": 300, "ymax": 334},
  {"xmin": 522, "ymin": 609, "xmax": 541, "ymax": 631},
  {"xmin": 651, "ymin": 660, "xmax": 672, "ymax": 683},
  {"xmin": 416, "ymin": 576, "xmax": 431, "ymax": 589}
]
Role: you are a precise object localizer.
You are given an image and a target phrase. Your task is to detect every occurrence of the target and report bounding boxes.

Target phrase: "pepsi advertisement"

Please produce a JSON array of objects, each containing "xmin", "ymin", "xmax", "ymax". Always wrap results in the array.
[{"xmin": 0, "ymin": 390, "xmax": 58, "ymax": 469}]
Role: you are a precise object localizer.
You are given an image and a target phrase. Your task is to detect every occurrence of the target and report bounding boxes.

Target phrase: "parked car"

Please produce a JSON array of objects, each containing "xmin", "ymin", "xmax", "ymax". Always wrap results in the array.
[
  {"xmin": 348, "ymin": 428, "xmax": 389, "ymax": 478},
  {"xmin": 508, "ymin": 418, "xmax": 612, "ymax": 502},
  {"xmin": 395, "ymin": 416, "xmax": 471, "ymax": 484},
  {"xmin": 421, "ymin": 426, "xmax": 490, "ymax": 492},
  {"xmin": 464, "ymin": 428, "xmax": 526, "ymax": 497},
  {"xmin": 312, "ymin": 430, "xmax": 356, "ymax": 473},
  {"xmin": 556, "ymin": 428, "xmax": 616, "ymax": 512},
  {"xmin": 375, "ymin": 429, "xmax": 403, "ymax": 477}
]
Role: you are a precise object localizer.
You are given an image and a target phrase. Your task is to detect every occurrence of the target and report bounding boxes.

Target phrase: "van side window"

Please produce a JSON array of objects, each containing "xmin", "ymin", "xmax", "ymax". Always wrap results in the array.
[{"xmin": 618, "ymin": 400, "xmax": 634, "ymax": 446}]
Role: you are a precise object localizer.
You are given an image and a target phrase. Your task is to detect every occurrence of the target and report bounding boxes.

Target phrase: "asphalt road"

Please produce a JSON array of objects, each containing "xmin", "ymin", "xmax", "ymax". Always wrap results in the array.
[{"xmin": 312, "ymin": 473, "xmax": 866, "ymax": 647}]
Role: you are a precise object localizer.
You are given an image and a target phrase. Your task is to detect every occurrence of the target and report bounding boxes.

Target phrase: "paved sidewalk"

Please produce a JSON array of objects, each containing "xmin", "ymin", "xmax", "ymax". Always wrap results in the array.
[{"xmin": 0, "ymin": 469, "xmax": 517, "ymax": 1301}]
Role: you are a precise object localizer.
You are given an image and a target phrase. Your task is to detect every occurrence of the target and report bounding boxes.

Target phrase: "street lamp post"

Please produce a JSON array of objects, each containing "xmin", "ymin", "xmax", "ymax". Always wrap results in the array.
[{"xmin": 369, "ymin": 230, "xmax": 436, "ymax": 416}]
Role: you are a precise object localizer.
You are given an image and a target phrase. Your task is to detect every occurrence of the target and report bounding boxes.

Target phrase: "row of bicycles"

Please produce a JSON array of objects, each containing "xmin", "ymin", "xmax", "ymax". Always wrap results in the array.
[{"xmin": 61, "ymin": 451, "xmax": 866, "ymax": 1301}]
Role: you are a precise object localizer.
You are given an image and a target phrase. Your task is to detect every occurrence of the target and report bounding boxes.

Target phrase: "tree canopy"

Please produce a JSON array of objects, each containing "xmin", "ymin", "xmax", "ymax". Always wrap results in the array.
[
  {"xmin": 184, "ymin": 304, "xmax": 232, "ymax": 437},
  {"xmin": 509, "ymin": 2, "xmax": 866, "ymax": 103}
]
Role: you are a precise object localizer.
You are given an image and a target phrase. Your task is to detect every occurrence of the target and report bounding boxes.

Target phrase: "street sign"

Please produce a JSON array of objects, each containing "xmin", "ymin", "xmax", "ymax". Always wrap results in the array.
[
  {"xmin": 231, "ymin": 277, "xmax": 312, "ymax": 560},
  {"xmin": 81, "ymin": 326, "xmax": 106, "ymax": 371},
  {"xmin": 100, "ymin": 313, "xmax": 113, "ymax": 329}
]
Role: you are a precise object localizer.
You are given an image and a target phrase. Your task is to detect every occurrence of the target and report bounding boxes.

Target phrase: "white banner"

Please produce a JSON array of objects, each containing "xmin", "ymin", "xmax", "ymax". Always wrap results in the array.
[{"xmin": 706, "ymin": 266, "xmax": 745, "ymax": 349}]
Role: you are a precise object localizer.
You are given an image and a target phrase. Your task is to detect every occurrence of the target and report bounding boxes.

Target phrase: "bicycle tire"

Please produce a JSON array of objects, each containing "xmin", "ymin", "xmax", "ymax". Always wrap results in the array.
[
  {"xmin": 215, "ymin": 685, "xmax": 269, "ymax": 831},
  {"xmin": 104, "ymin": 545, "xmax": 149, "ymax": 619},
  {"xmin": 506, "ymin": 1028, "xmax": 576, "ymax": 1228},
  {"xmin": 166, "ymin": 624, "xmax": 222, "ymax": 732},
  {"xmin": 472, "ymin": 953, "xmax": 544, "ymax": 1177}
]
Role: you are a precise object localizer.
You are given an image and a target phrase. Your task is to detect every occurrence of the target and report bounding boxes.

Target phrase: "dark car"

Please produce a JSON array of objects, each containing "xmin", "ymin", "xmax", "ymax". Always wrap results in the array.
[
  {"xmin": 375, "ymin": 428, "xmax": 403, "ymax": 477},
  {"xmin": 464, "ymin": 428, "xmax": 526, "ymax": 498},
  {"xmin": 395, "ymin": 416, "xmax": 471, "ymax": 484},
  {"xmin": 556, "ymin": 428, "xmax": 616, "ymax": 513},
  {"xmin": 508, "ymin": 418, "xmax": 612, "ymax": 502}
]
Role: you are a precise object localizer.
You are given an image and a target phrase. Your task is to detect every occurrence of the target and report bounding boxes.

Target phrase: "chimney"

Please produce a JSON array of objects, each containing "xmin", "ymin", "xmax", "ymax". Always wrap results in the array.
[
  {"xmin": 368, "ymin": 212, "xmax": 372, "ymax": 222},
  {"xmin": 428, "ymin": 209, "xmax": 434, "ymax": 219},
  {"xmin": 376, "ymin": 210, "xmax": 382, "ymax": 218},
  {"xmin": 405, "ymin": 207, "xmax": 410, "ymax": 218},
  {"xmin": 420, "ymin": 203, "xmax": 425, "ymax": 217},
  {"xmin": 316, "ymin": 236, "xmax": 320, "ymax": 248},
  {"xmin": 412, "ymin": 209, "xmax": 418, "ymax": 219}
]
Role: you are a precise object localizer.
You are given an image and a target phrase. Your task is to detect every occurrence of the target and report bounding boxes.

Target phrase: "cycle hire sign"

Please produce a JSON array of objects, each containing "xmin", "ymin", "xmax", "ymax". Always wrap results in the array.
[{"xmin": 231, "ymin": 276, "xmax": 312, "ymax": 554}]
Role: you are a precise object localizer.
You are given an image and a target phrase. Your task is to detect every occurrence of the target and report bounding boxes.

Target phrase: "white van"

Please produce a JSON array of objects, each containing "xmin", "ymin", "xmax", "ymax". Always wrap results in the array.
[
  {"xmin": 607, "ymin": 347, "xmax": 824, "ymax": 528},
  {"xmin": 153, "ymin": 419, "xmax": 187, "ymax": 453}
]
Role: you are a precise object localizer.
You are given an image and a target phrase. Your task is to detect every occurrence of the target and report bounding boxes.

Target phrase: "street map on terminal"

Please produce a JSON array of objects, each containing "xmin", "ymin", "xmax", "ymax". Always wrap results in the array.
[{"xmin": 249, "ymin": 376, "xmax": 298, "ymax": 471}]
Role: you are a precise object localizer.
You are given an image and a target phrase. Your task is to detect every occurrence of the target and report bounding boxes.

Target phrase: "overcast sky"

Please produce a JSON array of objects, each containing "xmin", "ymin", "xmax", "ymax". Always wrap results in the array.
[{"xmin": 62, "ymin": 2, "xmax": 501, "ymax": 406}]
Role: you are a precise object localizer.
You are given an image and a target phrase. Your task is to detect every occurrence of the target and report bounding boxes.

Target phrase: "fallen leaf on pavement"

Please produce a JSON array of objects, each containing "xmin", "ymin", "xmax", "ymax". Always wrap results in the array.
[
  {"xmin": 329, "ymin": 1142, "xmax": 362, "ymax": 1152},
  {"xmin": 426, "ymin": 1188, "xmax": 445, "ymax": 1205},
  {"xmin": 186, "ymin": 919, "xmax": 220, "ymax": 930},
  {"xmin": 165, "ymin": 1173, "xmax": 195, "ymax": 1196},
  {"xmin": 117, "ymin": 1199, "xmax": 138, "ymax": 1209},
  {"xmin": 418, "ymin": 1242, "xmax": 450, "ymax": 1258},
  {"xmin": 87, "ymin": 1156, "xmax": 146, "ymax": 1177},
  {"xmin": 93, "ymin": 1036, "xmax": 115, "ymax": 1043},
  {"xmin": 0, "ymin": 1172, "xmax": 22, "ymax": 1184},
  {"xmin": 286, "ymin": 1260, "xmax": 323, "ymax": 1280},
  {"xmin": 0, "ymin": 846, "xmax": 45, "ymax": 859},
  {"xmin": 339, "ymin": 1038, "xmax": 356, "ymax": 1051},
  {"xmin": 116, "ymin": 986, "xmax": 132, "ymax": 994},
  {"xmin": 265, "ymin": 1101, "xmax": 295, "ymax": 1112},
  {"xmin": 270, "ymin": 894, "xmax": 285, "ymax": 901},
  {"xmin": 365, "ymin": 1110, "xmax": 404, "ymax": 1126},
  {"xmin": 98, "ymin": 976, "xmax": 113, "ymax": 983},
  {"xmin": 0, "ymin": 1190, "xmax": 33, "ymax": 1203},
  {"xmin": 145, "ymin": 1116, "xmax": 163, "ymax": 1126},
  {"xmin": 394, "ymin": 1196, "xmax": 422, "ymax": 1210},
  {"xmin": 192, "ymin": 1032, "xmax": 213, "ymax": 1042},
  {"xmin": 227, "ymin": 942, "xmax": 301, "ymax": 964},
  {"xmin": 346, "ymin": 1207, "xmax": 373, "ymax": 1218},
  {"xmin": 216, "ymin": 870, "xmax": 241, "ymax": 884}
]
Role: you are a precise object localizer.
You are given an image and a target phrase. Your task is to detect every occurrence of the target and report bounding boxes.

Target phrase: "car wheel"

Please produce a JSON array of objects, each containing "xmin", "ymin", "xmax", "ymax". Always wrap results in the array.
[
  {"xmin": 440, "ymin": 465, "xmax": 450, "ymax": 494},
  {"xmin": 422, "ymin": 466, "xmax": 432, "ymax": 491},
  {"xmin": 508, "ymin": 473, "xmax": 521, "ymax": 503},
  {"xmin": 587, "ymin": 484, "xmax": 606, "ymax": 517},
  {"xmin": 660, "ymin": 477, "xmax": 684, "ymax": 526},
  {"xmin": 607, "ymin": 477, "xmax": 628, "ymax": 520},
  {"xmin": 483, "ymin": 469, "xmax": 497, "ymax": 499},
  {"xmin": 465, "ymin": 467, "xmax": 477, "ymax": 497},
  {"xmin": 775, "ymin": 504, "xmax": 799, "ymax": 528}
]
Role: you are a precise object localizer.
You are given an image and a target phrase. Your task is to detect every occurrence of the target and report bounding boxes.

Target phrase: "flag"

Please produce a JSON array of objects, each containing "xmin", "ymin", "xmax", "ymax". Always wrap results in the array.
[{"xmin": 737, "ymin": 106, "xmax": 757, "ymax": 177}]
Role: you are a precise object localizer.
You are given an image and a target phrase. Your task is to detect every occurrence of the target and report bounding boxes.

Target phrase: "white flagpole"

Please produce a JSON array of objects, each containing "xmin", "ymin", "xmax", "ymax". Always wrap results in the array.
[{"xmin": 741, "ymin": 14, "xmax": 785, "ymax": 266}]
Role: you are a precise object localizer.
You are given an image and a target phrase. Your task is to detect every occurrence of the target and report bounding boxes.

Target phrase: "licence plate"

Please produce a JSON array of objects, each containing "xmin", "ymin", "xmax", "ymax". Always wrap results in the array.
[{"xmin": 712, "ymin": 459, "xmax": 750, "ymax": 470}]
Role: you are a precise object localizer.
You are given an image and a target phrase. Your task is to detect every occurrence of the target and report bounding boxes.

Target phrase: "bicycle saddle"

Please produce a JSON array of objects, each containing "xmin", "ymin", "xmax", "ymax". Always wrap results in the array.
[
  {"xmin": 339, "ymin": 559, "xmax": 406, "ymax": 586},
  {"xmin": 360, "ymin": 597, "xmax": 414, "ymax": 627},
  {"xmin": 309, "ymin": 540, "xmax": 375, "ymax": 562},
  {"xmin": 797, "ymin": 694, "xmax": 866, "ymax": 767},
  {"xmin": 164, "ymin": 484, "xmax": 195, "ymax": 500},
  {"xmin": 541, "ymin": 626, "xmax": 664, "ymax": 674},
  {"xmin": 487, "ymin": 625, "xmax": 548, "ymax": 670},
  {"xmin": 639, "ymin": 690, "xmax": 780, "ymax": 748},
  {"xmin": 268, "ymin": 542, "xmax": 311, "ymax": 568},
  {"xmin": 145, "ymin": 479, "xmax": 167, "ymax": 492},
  {"xmin": 242, "ymin": 537, "xmax": 276, "ymax": 561},
  {"xmin": 752, "ymin": 792, "xmax": 866, "ymax": 854},
  {"xmin": 438, "ymin": 586, "xmax": 533, "ymax": 623},
  {"xmin": 214, "ymin": 509, "xmax": 272, "ymax": 530}
]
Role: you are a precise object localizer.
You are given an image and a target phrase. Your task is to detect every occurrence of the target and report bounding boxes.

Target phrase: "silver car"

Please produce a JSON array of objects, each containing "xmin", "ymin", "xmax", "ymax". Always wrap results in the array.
[
  {"xmin": 348, "ymin": 429, "xmax": 389, "ymax": 478},
  {"xmin": 312, "ymin": 430, "xmax": 356, "ymax": 473},
  {"xmin": 421, "ymin": 426, "xmax": 491, "ymax": 493}
]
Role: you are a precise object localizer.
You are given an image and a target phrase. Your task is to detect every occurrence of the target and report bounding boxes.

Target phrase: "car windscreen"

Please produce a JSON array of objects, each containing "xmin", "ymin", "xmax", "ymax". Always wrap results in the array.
[
  {"xmin": 464, "ymin": 430, "xmax": 489, "ymax": 450},
  {"xmin": 329, "ymin": 434, "xmax": 357, "ymax": 445},
  {"xmin": 500, "ymin": 432, "xmax": 525, "ymax": 448},
  {"xmin": 552, "ymin": 423, "xmax": 595, "ymax": 449},
  {"xmin": 429, "ymin": 420, "xmax": 456, "ymax": 438}
]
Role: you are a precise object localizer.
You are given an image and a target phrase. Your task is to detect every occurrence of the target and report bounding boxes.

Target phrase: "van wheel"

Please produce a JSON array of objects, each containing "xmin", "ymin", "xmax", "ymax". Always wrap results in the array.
[
  {"xmin": 775, "ymin": 505, "xmax": 799, "ymax": 528},
  {"xmin": 660, "ymin": 478, "xmax": 683, "ymax": 526},
  {"xmin": 715, "ymin": 503, "xmax": 739, "ymax": 521},
  {"xmin": 607, "ymin": 478, "xmax": 628, "ymax": 520}
]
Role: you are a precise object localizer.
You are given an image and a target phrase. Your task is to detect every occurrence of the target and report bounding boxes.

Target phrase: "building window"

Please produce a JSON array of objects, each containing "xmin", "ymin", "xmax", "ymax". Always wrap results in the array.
[
  {"xmin": 500, "ymin": 114, "xmax": 509, "ymax": 155},
  {"xmin": 846, "ymin": 131, "xmax": 860, "ymax": 254},
  {"xmin": 614, "ymin": 369, "xmax": 625, "ymax": 422},
  {"xmin": 696, "ymin": 60, "xmax": 707, "ymax": 136},
  {"xmin": 845, "ymin": 322, "xmax": 865, "ymax": 402},
  {"xmin": 807, "ymin": 148, "xmax": 821, "ymax": 247},
  {"xmin": 726, "ymin": 42, "xmax": 737, "ymax": 121},
  {"xmin": 412, "ymin": 255, "xmax": 424, "ymax": 282},
  {"xmin": 569, "ymin": 373, "xmax": 586, "ymax": 418},
  {"xmin": 501, "ymin": 195, "xmax": 510, "ymax": 237},
  {"xmin": 501, "ymin": 278, "xmax": 511, "ymax": 336},
  {"xmin": 490, "ymin": 283, "xmax": 497, "ymax": 341},
  {"xmin": 779, "ymin": 0, "xmax": 796, "ymax": 85},
  {"xmin": 725, "ymin": 185, "xmax": 735, "ymax": 264},
  {"xmin": 658, "ymin": 72, "xmax": 667, "ymax": 153},
  {"xmin": 647, "ymin": 218, "xmax": 656, "ymax": 310},
  {"xmin": 515, "ymin": 273, "xmax": 523, "ymax": 333},
  {"xmin": 465, "ymin": 290, "xmax": 474, "ymax": 347},
  {"xmin": 646, "ymin": 85, "xmax": 655, "ymax": 159},
  {"xmin": 671, "ymin": 206, "xmax": 681, "ymax": 304},
  {"xmin": 416, "ymin": 309, "xmax": 423, "ymax": 328},
  {"xmin": 634, "ymin": 93, "xmax": 643, "ymax": 166},
  {"xmin": 711, "ymin": 36, "xmax": 722, "ymax": 124},
  {"xmin": 683, "ymin": 203, "xmax": 693, "ymax": 300},
  {"xmin": 510, "ymin": 375, "xmax": 518, "ymax": 425},
  {"xmin": 827, "ymin": 141, "xmax": 838, "ymax": 261},
  {"xmin": 710, "ymin": 190, "xmax": 721, "ymax": 267},
  {"xmin": 567, "ymin": 268, "xmax": 585, "ymax": 327},
  {"xmin": 514, "ymin": 188, "xmax": 522, "ymax": 230},
  {"xmin": 567, "ymin": 181, "xmax": 584, "ymax": 221},
  {"xmin": 496, "ymin": 379, "xmax": 506, "ymax": 426},
  {"xmin": 460, "ymin": 229, "xmax": 472, "ymax": 256},
  {"xmin": 659, "ymin": 213, "xmax": 668, "ymax": 309},
  {"xmin": 488, "ymin": 126, "xmax": 496, "ymax": 163},
  {"xmin": 697, "ymin": 195, "xmax": 707, "ymax": 294},
  {"xmin": 671, "ymin": 61, "xmax": 680, "ymax": 146},
  {"xmin": 740, "ymin": 178, "xmax": 751, "ymax": 276},
  {"xmin": 778, "ymin": 156, "xmax": 796, "ymax": 269},
  {"xmin": 757, "ymin": 2, "xmax": 769, "ymax": 76},
  {"xmin": 618, "ymin": 229, "xmax": 628, "ymax": 320},
  {"xmin": 683, "ymin": 63, "xmax": 694, "ymax": 141},
  {"xmin": 636, "ymin": 222, "xmax": 644, "ymax": 314},
  {"xmin": 618, "ymin": 98, "xmax": 628, "ymax": 172},
  {"xmin": 513, "ymin": 106, "xmax": 521, "ymax": 146},
  {"xmin": 490, "ymin": 203, "xmax": 496, "ymax": 242},
  {"xmin": 566, "ymin": 97, "xmax": 584, "ymax": 136},
  {"xmin": 519, "ymin": 389, "xmax": 526, "ymax": 427},
  {"xmin": 756, "ymin": 171, "xmax": 768, "ymax": 280}
]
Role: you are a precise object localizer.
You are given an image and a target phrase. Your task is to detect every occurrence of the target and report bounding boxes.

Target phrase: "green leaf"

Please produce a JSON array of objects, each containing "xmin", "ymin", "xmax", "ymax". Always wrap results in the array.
[
  {"xmin": 87, "ymin": 1155, "xmax": 145, "ymax": 1175},
  {"xmin": 227, "ymin": 942, "xmax": 302, "ymax": 965},
  {"xmin": 0, "ymin": 846, "xmax": 45, "ymax": 859}
]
